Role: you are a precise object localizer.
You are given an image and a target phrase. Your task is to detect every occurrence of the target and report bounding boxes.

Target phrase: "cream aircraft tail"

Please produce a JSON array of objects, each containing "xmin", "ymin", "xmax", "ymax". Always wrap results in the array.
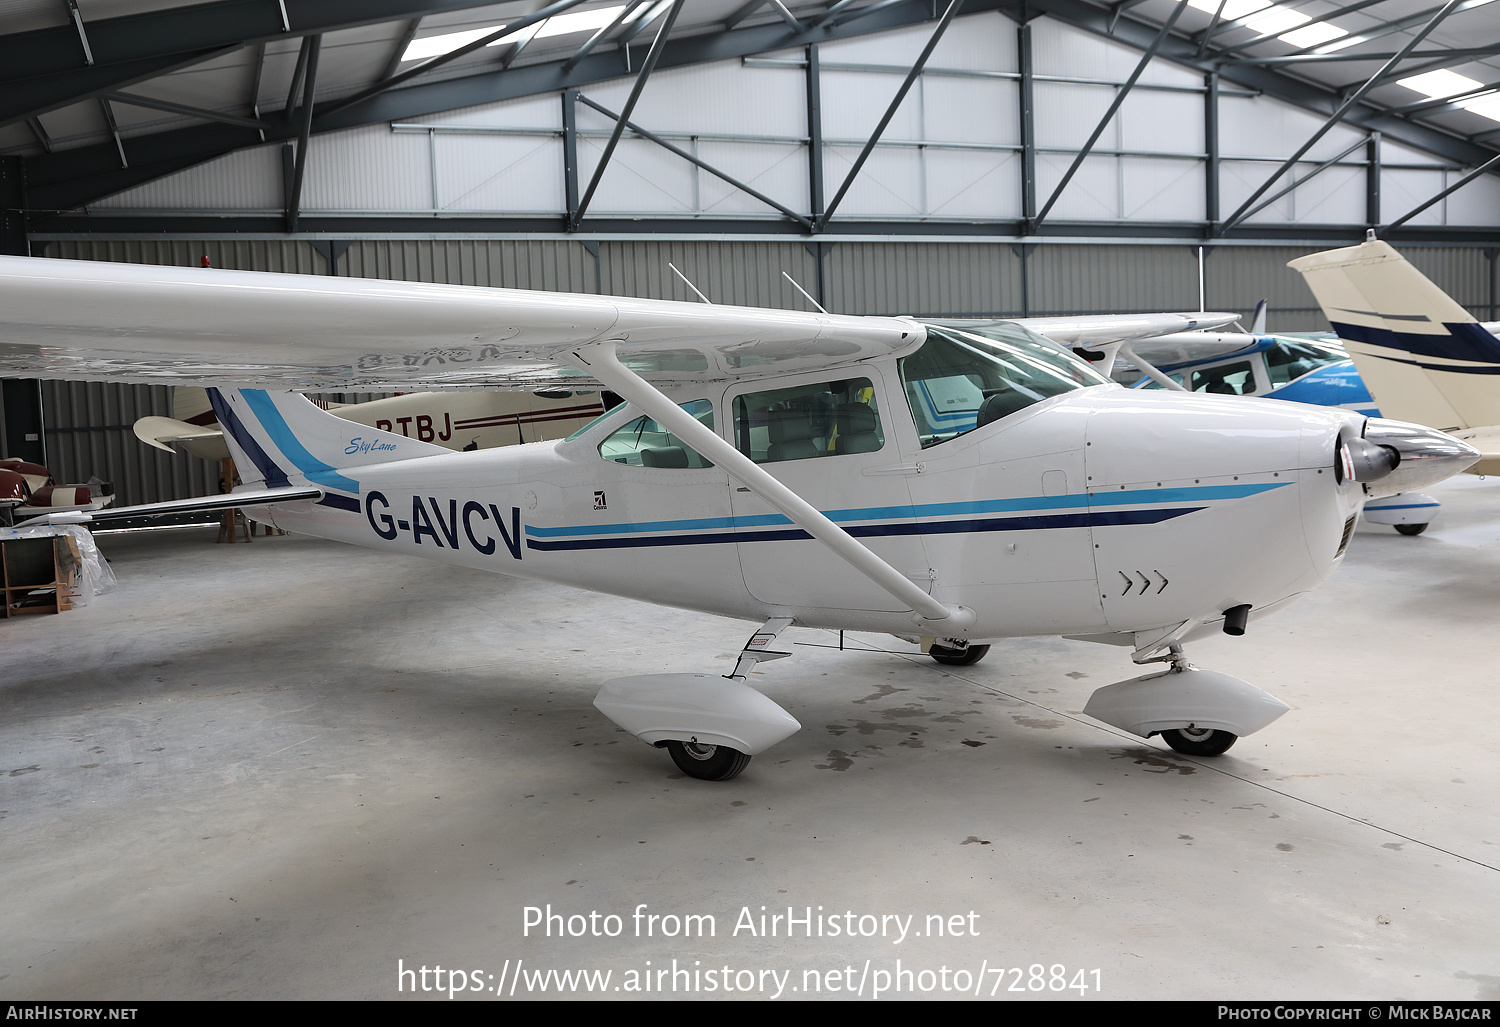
[{"xmin": 1289, "ymin": 238, "xmax": 1500, "ymax": 474}]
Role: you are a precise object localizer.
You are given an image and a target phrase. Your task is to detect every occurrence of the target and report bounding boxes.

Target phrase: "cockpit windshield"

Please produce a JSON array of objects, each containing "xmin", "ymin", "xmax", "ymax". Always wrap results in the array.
[{"xmin": 902, "ymin": 320, "xmax": 1112, "ymax": 449}]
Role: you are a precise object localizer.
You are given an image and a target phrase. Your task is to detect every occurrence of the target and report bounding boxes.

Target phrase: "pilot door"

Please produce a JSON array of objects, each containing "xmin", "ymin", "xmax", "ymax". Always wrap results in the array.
[{"xmin": 725, "ymin": 368, "xmax": 930, "ymax": 612}]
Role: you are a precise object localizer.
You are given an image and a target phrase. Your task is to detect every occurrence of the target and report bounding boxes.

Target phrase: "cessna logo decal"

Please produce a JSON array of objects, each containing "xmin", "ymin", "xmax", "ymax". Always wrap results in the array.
[{"xmin": 365, "ymin": 490, "xmax": 522, "ymax": 560}]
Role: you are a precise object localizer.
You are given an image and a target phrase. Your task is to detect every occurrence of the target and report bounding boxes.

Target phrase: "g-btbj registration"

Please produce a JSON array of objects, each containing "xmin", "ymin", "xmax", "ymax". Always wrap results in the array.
[{"xmin": 0, "ymin": 257, "xmax": 1476, "ymax": 779}]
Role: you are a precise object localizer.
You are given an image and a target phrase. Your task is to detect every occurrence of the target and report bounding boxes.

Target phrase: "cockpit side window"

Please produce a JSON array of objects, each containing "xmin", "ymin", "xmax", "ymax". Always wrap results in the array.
[
  {"xmin": 1265, "ymin": 339, "xmax": 1348, "ymax": 387},
  {"xmin": 1190, "ymin": 361, "xmax": 1256, "ymax": 396},
  {"xmin": 596, "ymin": 399, "xmax": 715, "ymax": 468}
]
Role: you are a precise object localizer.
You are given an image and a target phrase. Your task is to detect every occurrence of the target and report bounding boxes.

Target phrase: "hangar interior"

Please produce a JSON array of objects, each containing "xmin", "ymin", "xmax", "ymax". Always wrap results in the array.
[{"xmin": 2, "ymin": 0, "xmax": 1499, "ymax": 1001}]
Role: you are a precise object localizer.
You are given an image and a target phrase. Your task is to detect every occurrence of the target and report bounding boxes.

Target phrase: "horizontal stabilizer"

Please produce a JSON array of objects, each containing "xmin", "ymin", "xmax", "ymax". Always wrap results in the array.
[{"xmin": 19, "ymin": 486, "xmax": 322, "ymax": 527}]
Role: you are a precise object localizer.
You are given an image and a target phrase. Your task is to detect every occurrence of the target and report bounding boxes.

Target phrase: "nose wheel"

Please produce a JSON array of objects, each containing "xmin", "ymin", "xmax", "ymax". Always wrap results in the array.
[
  {"xmin": 664, "ymin": 740, "xmax": 753, "ymax": 781},
  {"xmin": 930, "ymin": 642, "xmax": 991, "ymax": 666},
  {"xmin": 1160, "ymin": 726, "xmax": 1237, "ymax": 756}
]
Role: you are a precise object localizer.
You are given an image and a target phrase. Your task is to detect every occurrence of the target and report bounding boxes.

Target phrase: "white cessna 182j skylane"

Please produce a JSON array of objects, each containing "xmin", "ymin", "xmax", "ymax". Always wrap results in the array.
[{"xmin": 0, "ymin": 257, "xmax": 1478, "ymax": 780}]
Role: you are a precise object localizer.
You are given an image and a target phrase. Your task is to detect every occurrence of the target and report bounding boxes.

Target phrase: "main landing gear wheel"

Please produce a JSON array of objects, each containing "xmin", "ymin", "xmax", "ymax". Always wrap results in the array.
[
  {"xmin": 664, "ymin": 740, "xmax": 753, "ymax": 781},
  {"xmin": 1160, "ymin": 726, "xmax": 1238, "ymax": 757},
  {"xmin": 930, "ymin": 644, "xmax": 991, "ymax": 667},
  {"xmin": 1395, "ymin": 522, "xmax": 1429, "ymax": 536}
]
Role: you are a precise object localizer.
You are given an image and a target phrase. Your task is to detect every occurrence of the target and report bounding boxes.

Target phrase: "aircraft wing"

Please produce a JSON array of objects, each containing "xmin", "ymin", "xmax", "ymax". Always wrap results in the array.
[
  {"xmin": 1015, "ymin": 311, "xmax": 1241, "ymax": 346},
  {"xmin": 0, "ymin": 256, "xmax": 917, "ymax": 390}
]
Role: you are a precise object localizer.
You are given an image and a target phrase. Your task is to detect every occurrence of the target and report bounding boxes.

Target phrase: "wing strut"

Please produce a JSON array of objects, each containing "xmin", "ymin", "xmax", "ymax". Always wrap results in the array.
[{"xmin": 569, "ymin": 341, "xmax": 975, "ymax": 630}]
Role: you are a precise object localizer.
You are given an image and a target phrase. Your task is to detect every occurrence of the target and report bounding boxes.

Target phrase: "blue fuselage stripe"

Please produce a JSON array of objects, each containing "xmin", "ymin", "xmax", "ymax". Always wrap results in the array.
[
  {"xmin": 524, "ymin": 482, "xmax": 1288, "ymax": 540},
  {"xmin": 241, "ymin": 389, "xmax": 363, "ymax": 495},
  {"xmin": 525, "ymin": 506, "xmax": 1205, "ymax": 551},
  {"xmin": 206, "ymin": 388, "xmax": 290, "ymax": 489}
]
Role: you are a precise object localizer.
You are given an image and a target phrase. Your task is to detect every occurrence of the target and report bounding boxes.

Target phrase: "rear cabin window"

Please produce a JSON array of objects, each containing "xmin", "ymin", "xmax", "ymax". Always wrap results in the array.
[{"xmin": 732, "ymin": 378, "xmax": 883, "ymax": 464}]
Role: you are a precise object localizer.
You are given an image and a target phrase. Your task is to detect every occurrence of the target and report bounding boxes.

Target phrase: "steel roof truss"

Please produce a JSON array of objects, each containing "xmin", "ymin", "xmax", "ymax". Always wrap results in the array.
[{"xmin": 1222, "ymin": 0, "xmax": 1468, "ymax": 233}]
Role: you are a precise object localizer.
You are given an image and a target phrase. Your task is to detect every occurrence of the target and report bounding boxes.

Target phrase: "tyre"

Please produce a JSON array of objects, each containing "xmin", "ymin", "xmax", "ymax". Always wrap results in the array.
[
  {"xmin": 930, "ymin": 643, "xmax": 991, "ymax": 667},
  {"xmin": 664, "ymin": 740, "xmax": 752, "ymax": 781},
  {"xmin": 1395, "ymin": 522, "xmax": 1428, "ymax": 536},
  {"xmin": 1160, "ymin": 727, "xmax": 1237, "ymax": 756}
]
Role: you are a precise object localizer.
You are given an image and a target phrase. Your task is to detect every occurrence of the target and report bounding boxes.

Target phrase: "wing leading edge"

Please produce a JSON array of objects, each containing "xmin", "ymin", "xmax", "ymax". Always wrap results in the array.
[{"xmin": 0, "ymin": 256, "xmax": 919, "ymax": 390}]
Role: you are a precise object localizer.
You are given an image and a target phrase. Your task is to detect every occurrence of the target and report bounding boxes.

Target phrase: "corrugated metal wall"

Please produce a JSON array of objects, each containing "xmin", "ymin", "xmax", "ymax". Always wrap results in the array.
[
  {"xmin": 342, "ymin": 239, "xmax": 592, "ymax": 289},
  {"xmin": 40, "ymin": 382, "xmax": 217, "ymax": 507},
  {"xmin": 25, "ymin": 237, "xmax": 1497, "ymax": 504}
]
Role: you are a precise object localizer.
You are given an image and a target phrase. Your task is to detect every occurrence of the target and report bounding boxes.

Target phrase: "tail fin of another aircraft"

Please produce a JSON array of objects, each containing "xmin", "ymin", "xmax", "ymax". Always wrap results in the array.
[
  {"xmin": 1289, "ymin": 239, "xmax": 1500, "ymax": 432},
  {"xmin": 207, "ymin": 388, "xmax": 448, "ymax": 497},
  {"xmin": 1249, "ymin": 299, "xmax": 1267, "ymax": 336}
]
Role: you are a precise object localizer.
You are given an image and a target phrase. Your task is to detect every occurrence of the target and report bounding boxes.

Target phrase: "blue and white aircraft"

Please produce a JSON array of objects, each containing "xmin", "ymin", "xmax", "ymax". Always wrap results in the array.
[
  {"xmin": 1101, "ymin": 328, "xmax": 1441, "ymax": 534},
  {"xmin": 0, "ymin": 256, "xmax": 1477, "ymax": 779}
]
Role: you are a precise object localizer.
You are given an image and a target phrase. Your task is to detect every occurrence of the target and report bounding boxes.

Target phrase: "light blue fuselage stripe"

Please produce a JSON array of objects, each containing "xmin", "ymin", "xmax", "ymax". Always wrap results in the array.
[
  {"xmin": 242, "ymin": 390, "xmax": 362, "ymax": 495},
  {"xmin": 524, "ymin": 481, "xmax": 1291, "ymax": 538}
]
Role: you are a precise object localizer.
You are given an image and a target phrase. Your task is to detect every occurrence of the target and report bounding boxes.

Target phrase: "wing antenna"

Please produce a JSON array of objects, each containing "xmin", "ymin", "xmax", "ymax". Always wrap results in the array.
[
  {"xmin": 781, "ymin": 270, "xmax": 828, "ymax": 314},
  {"xmin": 669, "ymin": 263, "xmax": 712, "ymax": 304}
]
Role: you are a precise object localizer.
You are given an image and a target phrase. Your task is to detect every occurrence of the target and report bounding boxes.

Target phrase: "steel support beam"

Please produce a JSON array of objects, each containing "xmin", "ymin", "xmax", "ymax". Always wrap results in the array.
[
  {"xmin": 1383, "ymin": 82, "xmax": 1500, "ymax": 117},
  {"xmin": 1382, "ymin": 151, "xmax": 1500, "ymax": 233},
  {"xmin": 0, "ymin": 1, "xmax": 510, "ymax": 84},
  {"xmin": 381, "ymin": 19, "xmax": 424, "ymax": 82},
  {"xmin": 1300, "ymin": 0, "xmax": 1495, "ymax": 56},
  {"xmin": 1221, "ymin": 0, "xmax": 1467, "ymax": 234},
  {"xmin": 98, "ymin": 97, "xmax": 127, "ymax": 169},
  {"xmin": 570, "ymin": 0, "xmax": 683, "ymax": 231},
  {"xmin": 1205, "ymin": 70, "xmax": 1219, "ymax": 227},
  {"xmin": 65, "ymin": 0, "xmax": 95, "ymax": 65},
  {"xmin": 24, "ymin": 0, "xmax": 1012, "ymax": 214},
  {"xmin": 107, "ymin": 91, "xmax": 269, "ymax": 131},
  {"xmin": 319, "ymin": 0, "xmax": 591, "ymax": 121},
  {"xmin": 1019, "ymin": 21, "xmax": 1036, "ymax": 223},
  {"xmin": 1014, "ymin": 0, "xmax": 1499, "ymax": 187},
  {"xmin": 248, "ymin": 41, "xmax": 267, "ymax": 118},
  {"xmin": 285, "ymin": 35, "xmax": 321, "ymax": 233},
  {"xmin": 818, "ymin": 0, "xmax": 963, "ymax": 230},
  {"xmin": 1207, "ymin": 0, "xmax": 1394, "ymax": 55},
  {"xmin": 1194, "ymin": 0, "xmax": 1228, "ymax": 60},
  {"xmin": 1233, "ymin": 135, "xmax": 1370, "ymax": 226},
  {"xmin": 1108, "ymin": 0, "xmax": 1152, "ymax": 34},
  {"xmin": 807, "ymin": 43, "xmax": 826, "ymax": 222},
  {"xmin": 1229, "ymin": 45, "xmax": 1500, "ymax": 67},
  {"xmin": 724, "ymin": 0, "xmax": 773, "ymax": 30},
  {"xmin": 1367, "ymin": 131, "xmax": 1381, "ymax": 228},
  {"xmin": 0, "ymin": 156, "xmax": 27, "ymax": 256},
  {"xmin": 770, "ymin": 1, "xmax": 804, "ymax": 31},
  {"xmin": 562, "ymin": 90, "xmax": 580, "ymax": 226},
  {"xmin": 1034, "ymin": 0, "xmax": 1188, "ymax": 230},
  {"xmin": 575, "ymin": 93, "xmax": 814, "ymax": 230},
  {"xmin": 813, "ymin": 1, "xmax": 863, "ymax": 28},
  {"xmin": 564, "ymin": 1, "xmax": 645, "ymax": 73},
  {"xmin": 832, "ymin": 0, "xmax": 921, "ymax": 29},
  {"xmin": 1, "ymin": 46, "xmax": 241, "ymax": 128}
]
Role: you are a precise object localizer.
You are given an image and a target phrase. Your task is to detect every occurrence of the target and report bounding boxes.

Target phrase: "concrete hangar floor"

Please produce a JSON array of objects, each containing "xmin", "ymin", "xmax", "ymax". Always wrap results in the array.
[{"xmin": 2, "ymin": 478, "xmax": 1498, "ymax": 1002}]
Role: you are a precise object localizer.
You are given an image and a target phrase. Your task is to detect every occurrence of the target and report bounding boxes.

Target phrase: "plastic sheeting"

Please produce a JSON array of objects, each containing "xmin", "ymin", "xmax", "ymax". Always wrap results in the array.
[{"xmin": 0, "ymin": 524, "xmax": 116, "ymax": 606}]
